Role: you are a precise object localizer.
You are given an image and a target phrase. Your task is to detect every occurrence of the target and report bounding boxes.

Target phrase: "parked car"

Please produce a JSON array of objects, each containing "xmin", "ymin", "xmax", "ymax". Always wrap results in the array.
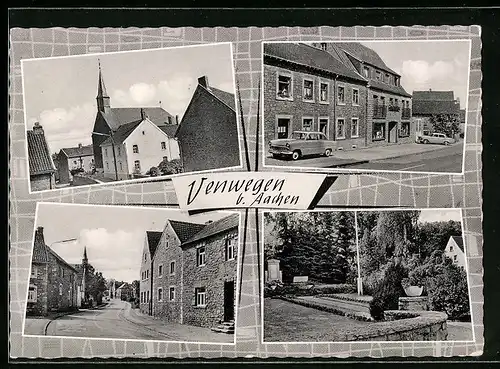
[
  {"xmin": 417, "ymin": 132, "xmax": 456, "ymax": 145},
  {"xmin": 269, "ymin": 131, "xmax": 337, "ymax": 160}
]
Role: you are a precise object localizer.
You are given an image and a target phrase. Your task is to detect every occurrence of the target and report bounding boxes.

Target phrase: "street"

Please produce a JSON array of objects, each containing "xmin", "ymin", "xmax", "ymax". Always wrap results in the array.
[{"xmin": 347, "ymin": 142, "xmax": 464, "ymax": 173}]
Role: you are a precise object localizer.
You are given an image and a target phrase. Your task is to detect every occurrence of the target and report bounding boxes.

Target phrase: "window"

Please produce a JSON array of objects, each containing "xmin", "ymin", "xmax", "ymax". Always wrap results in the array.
[
  {"xmin": 158, "ymin": 288, "xmax": 163, "ymax": 302},
  {"xmin": 28, "ymin": 285, "xmax": 37, "ymax": 302},
  {"xmin": 117, "ymin": 146, "xmax": 121, "ymax": 156},
  {"xmin": 161, "ymin": 141, "xmax": 166, "ymax": 150},
  {"xmin": 147, "ymin": 290, "xmax": 150, "ymax": 302},
  {"xmin": 30, "ymin": 266, "xmax": 37, "ymax": 278},
  {"xmin": 400, "ymin": 122, "xmax": 410, "ymax": 137},
  {"xmin": 373, "ymin": 122, "xmax": 386, "ymax": 140},
  {"xmin": 363, "ymin": 66, "xmax": 370, "ymax": 78},
  {"xmin": 170, "ymin": 261, "xmax": 175, "ymax": 275},
  {"xmin": 158, "ymin": 264, "xmax": 163, "ymax": 277},
  {"xmin": 319, "ymin": 118, "xmax": 329, "ymax": 137},
  {"xmin": 320, "ymin": 42, "xmax": 327, "ymax": 51},
  {"xmin": 225, "ymin": 237, "xmax": 235, "ymax": 261},
  {"xmin": 380, "ymin": 96, "xmax": 386, "ymax": 106},
  {"xmin": 140, "ymin": 292, "xmax": 143, "ymax": 303},
  {"xmin": 169, "ymin": 287, "xmax": 175, "ymax": 301},
  {"xmin": 142, "ymin": 130, "xmax": 145, "ymax": 135},
  {"xmin": 73, "ymin": 160, "xmax": 78, "ymax": 165},
  {"xmin": 389, "ymin": 98, "xmax": 394, "ymax": 106},
  {"xmin": 336, "ymin": 118, "xmax": 346, "ymax": 139},
  {"xmin": 144, "ymin": 253, "xmax": 147, "ymax": 261},
  {"xmin": 385, "ymin": 73, "xmax": 390, "ymax": 83},
  {"xmin": 449, "ymin": 246, "xmax": 454, "ymax": 252},
  {"xmin": 302, "ymin": 117, "xmax": 313, "ymax": 131},
  {"xmin": 104, "ymin": 148, "xmax": 108, "ymax": 157},
  {"xmin": 319, "ymin": 82, "xmax": 329, "ymax": 103},
  {"xmin": 395, "ymin": 77, "xmax": 400, "ymax": 86},
  {"xmin": 196, "ymin": 245, "xmax": 206, "ymax": 266},
  {"xmin": 59, "ymin": 283, "xmax": 63, "ymax": 296},
  {"xmin": 119, "ymin": 162, "xmax": 123, "ymax": 171},
  {"xmin": 453, "ymin": 255, "xmax": 458, "ymax": 262},
  {"xmin": 351, "ymin": 118, "xmax": 359, "ymax": 138},
  {"xmin": 133, "ymin": 145, "xmax": 139, "ymax": 153},
  {"xmin": 303, "ymin": 79, "xmax": 314, "ymax": 101},
  {"xmin": 134, "ymin": 160, "xmax": 141, "ymax": 172},
  {"xmin": 106, "ymin": 162, "xmax": 109, "ymax": 170},
  {"xmin": 276, "ymin": 117, "xmax": 291, "ymax": 139},
  {"xmin": 376, "ymin": 71, "xmax": 382, "ymax": 80},
  {"xmin": 195, "ymin": 287, "xmax": 206, "ymax": 307},
  {"xmin": 337, "ymin": 86, "xmax": 345, "ymax": 104},
  {"xmin": 163, "ymin": 156, "xmax": 168, "ymax": 162},
  {"xmin": 277, "ymin": 74, "xmax": 292, "ymax": 100},
  {"xmin": 352, "ymin": 89, "xmax": 359, "ymax": 105},
  {"xmin": 146, "ymin": 269, "xmax": 149, "ymax": 279}
]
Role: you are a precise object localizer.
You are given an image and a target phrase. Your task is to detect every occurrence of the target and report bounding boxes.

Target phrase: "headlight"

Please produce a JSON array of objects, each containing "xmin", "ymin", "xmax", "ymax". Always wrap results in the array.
[
  {"xmin": 285, "ymin": 143, "xmax": 290, "ymax": 148},
  {"xmin": 268, "ymin": 141, "xmax": 272, "ymax": 147}
]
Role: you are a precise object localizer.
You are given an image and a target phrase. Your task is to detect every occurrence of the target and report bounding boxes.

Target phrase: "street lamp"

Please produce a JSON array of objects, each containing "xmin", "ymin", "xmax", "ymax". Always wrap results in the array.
[
  {"xmin": 354, "ymin": 212, "xmax": 363, "ymax": 296},
  {"xmin": 92, "ymin": 131, "xmax": 119, "ymax": 181},
  {"xmin": 50, "ymin": 238, "xmax": 78, "ymax": 247}
]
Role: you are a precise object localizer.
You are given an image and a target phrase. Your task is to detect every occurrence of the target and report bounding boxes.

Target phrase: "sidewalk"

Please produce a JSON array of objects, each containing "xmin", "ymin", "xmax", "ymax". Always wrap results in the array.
[{"xmin": 122, "ymin": 303, "xmax": 234, "ymax": 343}]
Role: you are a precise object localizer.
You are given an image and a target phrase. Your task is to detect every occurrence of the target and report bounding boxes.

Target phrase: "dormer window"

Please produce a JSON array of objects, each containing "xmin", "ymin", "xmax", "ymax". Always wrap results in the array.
[
  {"xmin": 376, "ymin": 71, "xmax": 381, "ymax": 81},
  {"xmin": 320, "ymin": 43, "xmax": 327, "ymax": 51},
  {"xmin": 363, "ymin": 66, "xmax": 370, "ymax": 78}
]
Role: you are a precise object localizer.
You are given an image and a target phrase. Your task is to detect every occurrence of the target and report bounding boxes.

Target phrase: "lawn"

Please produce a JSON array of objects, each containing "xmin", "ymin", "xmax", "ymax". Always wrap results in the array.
[{"xmin": 263, "ymin": 298, "xmax": 370, "ymax": 342}]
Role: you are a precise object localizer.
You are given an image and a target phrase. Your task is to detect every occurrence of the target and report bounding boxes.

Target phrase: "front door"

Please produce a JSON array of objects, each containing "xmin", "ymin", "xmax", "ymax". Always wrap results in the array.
[
  {"xmin": 319, "ymin": 119, "xmax": 328, "ymax": 137},
  {"xmin": 388, "ymin": 121, "xmax": 398, "ymax": 143},
  {"xmin": 277, "ymin": 118, "xmax": 290, "ymax": 139},
  {"xmin": 223, "ymin": 280, "xmax": 235, "ymax": 322}
]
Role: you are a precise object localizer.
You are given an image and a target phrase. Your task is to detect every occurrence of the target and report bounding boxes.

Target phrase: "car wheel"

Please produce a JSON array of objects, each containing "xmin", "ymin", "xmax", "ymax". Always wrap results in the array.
[
  {"xmin": 423, "ymin": 139, "xmax": 429, "ymax": 144},
  {"xmin": 443, "ymin": 141, "xmax": 450, "ymax": 145},
  {"xmin": 291, "ymin": 150, "xmax": 301, "ymax": 160},
  {"xmin": 324, "ymin": 148, "xmax": 332, "ymax": 157}
]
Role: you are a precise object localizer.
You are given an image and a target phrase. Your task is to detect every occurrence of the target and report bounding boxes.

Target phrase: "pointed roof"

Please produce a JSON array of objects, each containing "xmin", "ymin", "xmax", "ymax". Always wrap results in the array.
[
  {"xmin": 100, "ymin": 119, "xmax": 143, "ymax": 146},
  {"xmin": 182, "ymin": 214, "xmax": 239, "ymax": 247},
  {"xmin": 335, "ymin": 42, "xmax": 399, "ymax": 75},
  {"xmin": 413, "ymin": 90, "xmax": 455, "ymax": 101},
  {"xmin": 60, "ymin": 144, "xmax": 94, "ymax": 158},
  {"xmin": 169, "ymin": 220, "xmax": 206, "ymax": 243},
  {"xmin": 83, "ymin": 246, "xmax": 88, "ymax": 260},
  {"xmin": 208, "ymin": 86, "xmax": 236, "ymax": 111},
  {"xmin": 97, "ymin": 60, "xmax": 109, "ymax": 98},
  {"xmin": 451, "ymin": 235, "xmax": 464, "ymax": 252},
  {"xmin": 159, "ymin": 124, "xmax": 180, "ymax": 138},
  {"xmin": 146, "ymin": 231, "xmax": 163, "ymax": 257},
  {"xmin": 27, "ymin": 126, "xmax": 56, "ymax": 176},
  {"xmin": 32, "ymin": 227, "xmax": 49, "ymax": 263}
]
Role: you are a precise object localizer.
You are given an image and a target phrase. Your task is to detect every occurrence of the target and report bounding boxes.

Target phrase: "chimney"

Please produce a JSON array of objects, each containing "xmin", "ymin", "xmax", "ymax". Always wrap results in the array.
[
  {"xmin": 78, "ymin": 143, "xmax": 82, "ymax": 148},
  {"xmin": 34, "ymin": 226, "xmax": 45, "ymax": 245},
  {"xmin": 140, "ymin": 108, "xmax": 147, "ymax": 120},
  {"xmin": 429, "ymin": 88, "xmax": 432, "ymax": 92},
  {"xmin": 32, "ymin": 122, "xmax": 44, "ymax": 134},
  {"xmin": 175, "ymin": 115, "xmax": 179, "ymax": 125},
  {"xmin": 198, "ymin": 76, "xmax": 210, "ymax": 89}
]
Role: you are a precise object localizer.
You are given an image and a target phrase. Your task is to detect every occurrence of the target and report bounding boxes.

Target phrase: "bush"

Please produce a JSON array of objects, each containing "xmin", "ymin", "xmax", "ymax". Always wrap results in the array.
[
  {"xmin": 158, "ymin": 158, "xmax": 183, "ymax": 175},
  {"xmin": 264, "ymin": 282, "xmax": 356, "ymax": 298},
  {"xmin": 146, "ymin": 166, "xmax": 160, "ymax": 177},
  {"xmin": 369, "ymin": 262, "xmax": 408, "ymax": 321},
  {"xmin": 70, "ymin": 168, "xmax": 84, "ymax": 176}
]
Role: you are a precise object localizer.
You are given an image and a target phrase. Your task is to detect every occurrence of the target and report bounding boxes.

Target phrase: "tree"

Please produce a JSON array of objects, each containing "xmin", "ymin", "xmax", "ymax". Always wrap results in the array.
[
  {"xmin": 158, "ymin": 158, "xmax": 183, "ymax": 175},
  {"xmin": 131, "ymin": 280, "xmax": 140, "ymax": 300},
  {"xmin": 146, "ymin": 166, "xmax": 160, "ymax": 177},
  {"xmin": 87, "ymin": 271, "xmax": 107, "ymax": 304},
  {"xmin": 430, "ymin": 113, "xmax": 460, "ymax": 137},
  {"xmin": 416, "ymin": 220, "xmax": 462, "ymax": 259}
]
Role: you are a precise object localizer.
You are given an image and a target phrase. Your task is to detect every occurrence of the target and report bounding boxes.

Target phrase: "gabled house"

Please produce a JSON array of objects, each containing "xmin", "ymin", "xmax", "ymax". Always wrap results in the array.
[
  {"xmin": 116, "ymin": 282, "xmax": 133, "ymax": 301},
  {"xmin": 445, "ymin": 235, "xmax": 466, "ymax": 269},
  {"xmin": 55, "ymin": 143, "xmax": 95, "ymax": 184},
  {"xmin": 91, "ymin": 61, "xmax": 179, "ymax": 172},
  {"xmin": 139, "ymin": 230, "xmax": 162, "ymax": 315},
  {"xmin": 99, "ymin": 111, "xmax": 180, "ymax": 180},
  {"xmin": 411, "ymin": 89, "xmax": 461, "ymax": 136},
  {"xmin": 26, "ymin": 227, "xmax": 78, "ymax": 316},
  {"xmin": 26, "ymin": 122, "xmax": 56, "ymax": 192},
  {"xmin": 175, "ymin": 76, "xmax": 240, "ymax": 172}
]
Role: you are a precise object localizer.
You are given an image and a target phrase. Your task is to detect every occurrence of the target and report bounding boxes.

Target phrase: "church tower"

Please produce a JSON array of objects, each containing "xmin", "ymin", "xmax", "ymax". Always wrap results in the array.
[
  {"xmin": 96, "ymin": 60, "xmax": 111, "ymax": 112},
  {"xmin": 82, "ymin": 246, "xmax": 88, "ymax": 301}
]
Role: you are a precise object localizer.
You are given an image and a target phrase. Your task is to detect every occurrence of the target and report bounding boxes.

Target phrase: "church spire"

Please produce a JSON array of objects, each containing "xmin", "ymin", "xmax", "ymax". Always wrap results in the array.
[
  {"xmin": 83, "ymin": 246, "xmax": 88, "ymax": 264},
  {"xmin": 96, "ymin": 59, "xmax": 111, "ymax": 112}
]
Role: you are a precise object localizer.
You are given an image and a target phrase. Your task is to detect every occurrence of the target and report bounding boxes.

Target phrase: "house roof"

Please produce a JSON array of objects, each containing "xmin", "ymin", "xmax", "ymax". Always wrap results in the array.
[
  {"xmin": 413, "ymin": 90, "xmax": 455, "ymax": 101},
  {"xmin": 335, "ymin": 42, "xmax": 399, "ymax": 75},
  {"xmin": 100, "ymin": 107, "xmax": 174, "ymax": 132},
  {"xmin": 47, "ymin": 247, "xmax": 79, "ymax": 273},
  {"xmin": 182, "ymin": 214, "xmax": 239, "ymax": 246},
  {"xmin": 209, "ymin": 86, "xmax": 236, "ymax": 111},
  {"xmin": 169, "ymin": 220, "xmax": 206, "ymax": 243},
  {"xmin": 263, "ymin": 43, "xmax": 367, "ymax": 83},
  {"xmin": 100, "ymin": 119, "xmax": 142, "ymax": 146},
  {"xmin": 27, "ymin": 130, "xmax": 56, "ymax": 176},
  {"xmin": 146, "ymin": 231, "xmax": 163, "ymax": 257},
  {"xmin": 368, "ymin": 79, "xmax": 412, "ymax": 98},
  {"xmin": 60, "ymin": 144, "xmax": 94, "ymax": 158},
  {"xmin": 413, "ymin": 100, "xmax": 460, "ymax": 115},
  {"xmin": 32, "ymin": 228, "xmax": 49, "ymax": 263},
  {"xmin": 159, "ymin": 124, "xmax": 180, "ymax": 138},
  {"xmin": 451, "ymin": 235, "xmax": 464, "ymax": 252}
]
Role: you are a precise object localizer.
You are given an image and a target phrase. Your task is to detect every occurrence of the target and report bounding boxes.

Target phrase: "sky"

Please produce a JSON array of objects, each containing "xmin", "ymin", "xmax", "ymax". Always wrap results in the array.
[
  {"xmin": 418, "ymin": 209, "xmax": 462, "ymax": 224},
  {"xmin": 35, "ymin": 203, "xmax": 233, "ymax": 283},
  {"xmin": 22, "ymin": 43, "xmax": 235, "ymax": 154},
  {"xmin": 360, "ymin": 40, "xmax": 470, "ymax": 109}
]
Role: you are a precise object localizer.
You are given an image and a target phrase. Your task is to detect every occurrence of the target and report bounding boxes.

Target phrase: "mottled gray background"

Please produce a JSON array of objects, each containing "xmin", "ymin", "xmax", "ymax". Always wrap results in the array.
[{"xmin": 9, "ymin": 25, "xmax": 482, "ymax": 358}]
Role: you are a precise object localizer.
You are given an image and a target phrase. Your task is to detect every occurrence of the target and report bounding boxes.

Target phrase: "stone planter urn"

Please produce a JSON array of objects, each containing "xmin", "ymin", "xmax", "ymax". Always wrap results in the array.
[{"xmin": 404, "ymin": 286, "xmax": 423, "ymax": 297}]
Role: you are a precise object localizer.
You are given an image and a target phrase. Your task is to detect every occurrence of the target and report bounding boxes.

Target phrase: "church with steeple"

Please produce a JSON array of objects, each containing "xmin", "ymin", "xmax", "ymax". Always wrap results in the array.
[
  {"xmin": 91, "ymin": 60, "xmax": 180, "ymax": 177},
  {"xmin": 72, "ymin": 245, "xmax": 96, "ymax": 308}
]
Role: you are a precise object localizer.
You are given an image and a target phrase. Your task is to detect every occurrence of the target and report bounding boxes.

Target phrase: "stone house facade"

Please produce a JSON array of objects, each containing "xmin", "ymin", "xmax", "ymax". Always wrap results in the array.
[
  {"xmin": 26, "ymin": 122, "xmax": 56, "ymax": 192},
  {"xmin": 143, "ymin": 214, "xmax": 239, "ymax": 329},
  {"xmin": 139, "ymin": 231, "xmax": 162, "ymax": 316},
  {"xmin": 445, "ymin": 235, "xmax": 466, "ymax": 270},
  {"xmin": 175, "ymin": 76, "xmax": 240, "ymax": 172},
  {"xmin": 26, "ymin": 227, "xmax": 78, "ymax": 316},
  {"xmin": 55, "ymin": 144, "xmax": 95, "ymax": 184},
  {"xmin": 263, "ymin": 42, "xmax": 413, "ymax": 152}
]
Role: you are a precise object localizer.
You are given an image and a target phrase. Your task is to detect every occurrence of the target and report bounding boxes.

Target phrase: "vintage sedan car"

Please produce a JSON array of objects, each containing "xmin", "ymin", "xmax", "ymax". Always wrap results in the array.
[
  {"xmin": 269, "ymin": 131, "xmax": 337, "ymax": 160},
  {"xmin": 417, "ymin": 132, "xmax": 456, "ymax": 145}
]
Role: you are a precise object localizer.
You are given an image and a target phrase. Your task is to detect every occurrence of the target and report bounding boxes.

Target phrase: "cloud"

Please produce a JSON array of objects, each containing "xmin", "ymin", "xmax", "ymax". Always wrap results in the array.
[
  {"xmin": 400, "ymin": 60, "xmax": 455, "ymax": 86},
  {"xmin": 419, "ymin": 209, "xmax": 462, "ymax": 223},
  {"xmin": 52, "ymin": 228, "xmax": 145, "ymax": 283}
]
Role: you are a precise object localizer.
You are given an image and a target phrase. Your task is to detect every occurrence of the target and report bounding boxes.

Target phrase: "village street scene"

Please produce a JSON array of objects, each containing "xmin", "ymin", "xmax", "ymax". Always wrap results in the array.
[
  {"xmin": 23, "ymin": 43, "xmax": 241, "ymax": 193},
  {"xmin": 263, "ymin": 41, "xmax": 470, "ymax": 173},
  {"xmin": 263, "ymin": 209, "xmax": 473, "ymax": 342},
  {"xmin": 24, "ymin": 203, "xmax": 239, "ymax": 343}
]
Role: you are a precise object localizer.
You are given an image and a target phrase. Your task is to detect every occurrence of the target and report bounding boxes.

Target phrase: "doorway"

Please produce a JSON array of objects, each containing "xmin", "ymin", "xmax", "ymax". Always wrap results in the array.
[
  {"xmin": 277, "ymin": 118, "xmax": 290, "ymax": 139},
  {"xmin": 388, "ymin": 121, "xmax": 398, "ymax": 143},
  {"xmin": 223, "ymin": 280, "xmax": 235, "ymax": 322}
]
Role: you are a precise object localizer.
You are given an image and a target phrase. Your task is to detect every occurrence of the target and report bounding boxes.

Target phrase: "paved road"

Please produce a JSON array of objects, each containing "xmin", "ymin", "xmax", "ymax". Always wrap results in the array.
[
  {"xmin": 345, "ymin": 143, "xmax": 464, "ymax": 173},
  {"xmin": 45, "ymin": 299, "xmax": 167, "ymax": 340}
]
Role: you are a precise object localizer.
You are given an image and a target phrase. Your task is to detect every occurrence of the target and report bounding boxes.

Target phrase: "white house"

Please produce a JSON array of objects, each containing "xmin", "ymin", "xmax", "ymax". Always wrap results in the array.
[
  {"xmin": 100, "ymin": 113, "xmax": 180, "ymax": 180},
  {"xmin": 444, "ymin": 235, "xmax": 466, "ymax": 269}
]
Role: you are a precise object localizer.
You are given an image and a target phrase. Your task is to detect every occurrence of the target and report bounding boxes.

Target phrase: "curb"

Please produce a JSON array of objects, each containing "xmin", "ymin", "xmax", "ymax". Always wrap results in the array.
[{"xmin": 43, "ymin": 309, "xmax": 79, "ymax": 335}]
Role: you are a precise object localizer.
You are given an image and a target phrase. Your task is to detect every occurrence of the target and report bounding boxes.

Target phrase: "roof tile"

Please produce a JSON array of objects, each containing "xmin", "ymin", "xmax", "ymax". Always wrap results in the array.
[
  {"xmin": 27, "ymin": 130, "xmax": 56, "ymax": 176},
  {"xmin": 169, "ymin": 220, "xmax": 206, "ymax": 243},
  {"xmin": 182, "ymin": 214, "xmax": 239, "ymax": 246},
  {"xmin": 146, "ymin": 231, "xmax": 163, "ymax": 257},
  {"xmin": 61, "ymin": 144, "xmax": 94, "ymax": 158}
]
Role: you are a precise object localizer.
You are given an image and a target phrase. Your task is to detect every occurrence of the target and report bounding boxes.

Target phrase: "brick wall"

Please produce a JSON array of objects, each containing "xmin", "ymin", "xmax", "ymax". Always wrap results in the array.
[
  {"xmin": 152, "ymin": 223, "xmax": 183, "ymax": 323},
  {"xmin": 26, "ymin": 263, "xmax": 49, "ymax": 316},
  {"xmin": 182, "ymin": 230, "xmax": 238, "ymax": 328},
  {"xmin": 30, "ymin": 173, "xmax": 55, "ymax": 192},
  {"xmin": 177, "ymin": 86, "xmax": 240, "ymax": 172},
  {"xmin": 263, "ymin": 62, "xmax": 368, "ymax": 153},
  {"xmin": 46, "ymin": 253, "xmax": 78, "ymax": 313}
]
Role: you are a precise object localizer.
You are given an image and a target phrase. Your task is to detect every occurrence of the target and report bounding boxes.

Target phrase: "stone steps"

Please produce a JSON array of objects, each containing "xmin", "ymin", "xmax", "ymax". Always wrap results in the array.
[{"xmin": 211, "ymin": 320, "xmax": 235, "ymax": 334}]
